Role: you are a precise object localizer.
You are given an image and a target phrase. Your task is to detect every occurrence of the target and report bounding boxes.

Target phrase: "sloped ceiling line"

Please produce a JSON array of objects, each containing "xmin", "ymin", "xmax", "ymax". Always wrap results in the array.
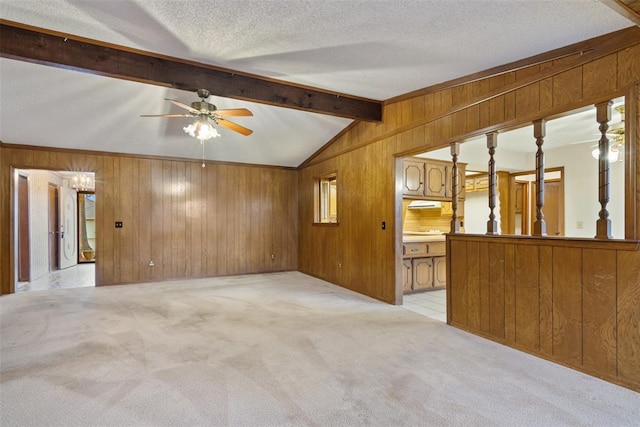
[
  {"xmin": 599, "ymin": 0, "xmax": 640, "ymax": 26},
  {"xmin": 304, "ymin": 26, "xmax": 640, "ymax": 168},
  {"xmin": 0, "ymin": 19, "xmax": 382, "ymax": 122}
]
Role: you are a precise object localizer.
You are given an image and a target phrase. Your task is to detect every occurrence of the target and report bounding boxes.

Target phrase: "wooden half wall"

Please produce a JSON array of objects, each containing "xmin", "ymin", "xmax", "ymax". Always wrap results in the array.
[
  {"xmin": 298, "ymin": 28, "xmax": 640, "ymax": 305},
  {"xmin": 447, "ymin": 234, "xmax": 640, "ymax": 392},
  {"xmin": 0, "ymin": 145, "xmax": 298, "ymax": 294}
]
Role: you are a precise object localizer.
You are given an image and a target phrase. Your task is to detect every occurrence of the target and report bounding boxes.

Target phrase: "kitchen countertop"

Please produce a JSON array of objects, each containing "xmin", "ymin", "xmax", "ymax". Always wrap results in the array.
[{"xmin": 403, "ymin": 233, "xmax": 446, "ymax": 243}]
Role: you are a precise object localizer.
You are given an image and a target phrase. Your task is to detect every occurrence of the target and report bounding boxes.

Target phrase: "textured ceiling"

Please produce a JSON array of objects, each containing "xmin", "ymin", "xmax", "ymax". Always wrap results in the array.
[{"xmin": 0, "ymin": 0, "xmax": 634, "ymax": 167}]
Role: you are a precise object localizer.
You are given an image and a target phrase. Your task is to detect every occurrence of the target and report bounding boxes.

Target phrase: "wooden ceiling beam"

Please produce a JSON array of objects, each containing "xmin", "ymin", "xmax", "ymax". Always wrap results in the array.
[{"xmin": 0, "ymin": 19, "xmax": 382, "ymax": 122}]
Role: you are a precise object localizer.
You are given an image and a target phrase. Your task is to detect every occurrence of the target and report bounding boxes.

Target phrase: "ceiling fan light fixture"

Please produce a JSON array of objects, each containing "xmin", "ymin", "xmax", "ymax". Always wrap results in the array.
[
  {"xmin": 183, "ymin": 117, "xmax": 220, "ymax": 141},
  {"xmin": 592, "ymin": 144, "xmax": 620, "ymax": 163}
]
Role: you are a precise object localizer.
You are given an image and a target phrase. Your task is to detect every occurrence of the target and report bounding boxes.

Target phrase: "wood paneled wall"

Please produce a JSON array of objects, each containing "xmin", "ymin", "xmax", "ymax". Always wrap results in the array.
[
  {"xmin": 298, "ymin": 29, "xmax": 640, "ymax": 305},
  {"xmin": 0, "ymin": 145, "xmax": 298, "ymax": 293},
  {"xmin": 447, "ymin": 234, "xmax": 640, "ymax": 392}
]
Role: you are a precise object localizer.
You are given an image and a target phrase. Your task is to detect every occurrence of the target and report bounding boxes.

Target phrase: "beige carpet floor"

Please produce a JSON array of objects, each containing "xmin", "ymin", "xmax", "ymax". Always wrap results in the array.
[{"xmin": 1, "ymin": 271, "xmax": 638, "ymax": 426}]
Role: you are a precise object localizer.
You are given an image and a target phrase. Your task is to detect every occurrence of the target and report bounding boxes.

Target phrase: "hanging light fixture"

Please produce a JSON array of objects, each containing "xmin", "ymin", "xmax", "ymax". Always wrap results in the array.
[
  {"xmin": 592, "ymin": 105, "xmax": 624, "ymax": 163},
  {"xmin": 183, "ymin": 115, "xmax": 221, "ymax": 167},
  {"xmin": 183, "ymin": 116, "xmax": 221, "ymax": 141},
  {"xmin": 592, "ymin": 145, "xmax": 620, "ymax": 163},
  {"xmin": 71, "ymin": 173, "xmax": 92, "ymax": 191}
]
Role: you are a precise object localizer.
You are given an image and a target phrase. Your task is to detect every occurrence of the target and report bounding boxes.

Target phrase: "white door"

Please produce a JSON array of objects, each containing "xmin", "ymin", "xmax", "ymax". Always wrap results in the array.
[{"xmin": 59, "ymin": 187, "xmax": 78, "ymax": 269}]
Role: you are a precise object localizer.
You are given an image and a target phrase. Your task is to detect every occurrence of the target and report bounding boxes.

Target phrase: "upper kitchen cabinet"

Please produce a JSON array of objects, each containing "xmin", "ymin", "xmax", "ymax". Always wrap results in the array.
[
  {"xmin": 402, "ymin": 157, "xmax": 465, "ymax": 201},
  {"xmin": 402, "ymin": 159, "xmax": 426, "ymax": 197}
]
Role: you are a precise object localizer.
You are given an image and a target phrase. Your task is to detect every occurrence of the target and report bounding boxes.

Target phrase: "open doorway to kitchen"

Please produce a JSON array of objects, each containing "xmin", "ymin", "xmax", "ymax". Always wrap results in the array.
[
  {"xmin": 14, "ymin": 169, "xmax": 96, "ymax": 292},
  {"xmin": 399, "ymin": 97, "xmax": 626, "ymax": 321}
]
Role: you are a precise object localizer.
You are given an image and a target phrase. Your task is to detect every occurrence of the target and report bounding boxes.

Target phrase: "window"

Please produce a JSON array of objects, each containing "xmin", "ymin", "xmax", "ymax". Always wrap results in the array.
[{"xmin": 315, "ymin": 173, "xmax": 338, "ymax": 224}]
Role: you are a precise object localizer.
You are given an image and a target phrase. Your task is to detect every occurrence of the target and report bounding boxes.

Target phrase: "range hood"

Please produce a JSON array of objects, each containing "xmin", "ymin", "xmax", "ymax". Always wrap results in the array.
[{"xmin": 407, "ymin": 200, "xmax": 442, "ymax": 209}]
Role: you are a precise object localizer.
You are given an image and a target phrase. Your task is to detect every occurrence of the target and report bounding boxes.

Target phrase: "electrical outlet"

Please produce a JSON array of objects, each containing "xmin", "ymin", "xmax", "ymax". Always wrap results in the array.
[
  {"xmin": 271, "ymin": 254, "xmax": 275, "ymax": 260},
  {"xmin": 148, "ymin": 260, "xmax": 155, "ymax": 267},
  {"xmin": 115, "ymin": 221, "xmax": 123, "ymax": 228},
  {"xmin": 577, "ymin": 221, "xmax": 584, "ymax": 230}
]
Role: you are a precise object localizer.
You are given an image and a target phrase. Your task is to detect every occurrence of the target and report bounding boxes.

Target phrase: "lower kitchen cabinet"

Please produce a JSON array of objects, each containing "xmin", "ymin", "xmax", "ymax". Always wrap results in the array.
[
  {"xmin": 412, "ymin": 257, "xmax": 434, "ymax": 290},
  {"xmin": 402, "ymin": 240, "xmax": 447, "ymax": 293},
  {"xmin": 402, "ymin": 259, "xmax": 413, "ymax": 293},
  {"xmin": 433, "ymin": 256, "xmax": 447, "ymax": 288},
  {"xmin": 403, "ymin": 255, "xmax": 447, "ymax": 293}
]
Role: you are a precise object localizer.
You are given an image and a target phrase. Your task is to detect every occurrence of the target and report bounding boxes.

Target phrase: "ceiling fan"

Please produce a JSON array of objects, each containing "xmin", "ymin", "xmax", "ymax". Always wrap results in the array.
[
  {"xmin": 141, "ymin": 88, "xmax": 253, "ymax": 137},
  {"xmin": 569, "ymin": 105, "xmax": 625, "ymax": 160}
]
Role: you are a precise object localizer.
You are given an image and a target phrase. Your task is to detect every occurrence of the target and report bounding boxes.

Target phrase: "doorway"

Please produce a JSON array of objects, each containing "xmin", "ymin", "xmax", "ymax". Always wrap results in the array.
[
  {"xmin": 510, "ymin": 168, "xmax": 565, "ymax": 236},
  {"xmin": 18, "ymin": 175, "xmax": 30, "ymax": 282},
  {"xmin": 14, "ymin": 169, "xmax": 96, "ymax": 292},
  {"xmin": 48, "ymin": 183, "xmax": 60, "ymax": 272}
]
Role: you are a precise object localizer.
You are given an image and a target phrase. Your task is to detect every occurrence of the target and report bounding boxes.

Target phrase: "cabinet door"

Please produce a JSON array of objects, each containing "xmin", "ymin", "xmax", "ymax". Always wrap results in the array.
[
  {"xmin": 433, "ymin": 256, "xmax": 447, "ymax": 288},
  {"xmin": 402, "ymin": 259, "xmax": 413, "ymax": 293},
  {"xmin": 412, "ymin": 258, "xmax": 434, "ymax": 290},
  {"xmin": 425, "ymin": 163, "xmax": 447, "ymax": 199},
  {"xmin": 402, "ymin": 159, "xmax": 425, "ymax": 197}
]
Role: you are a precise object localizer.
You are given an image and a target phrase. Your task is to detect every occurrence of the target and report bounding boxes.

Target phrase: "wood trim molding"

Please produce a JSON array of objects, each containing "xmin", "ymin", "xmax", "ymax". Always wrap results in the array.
[
  {"xmin": 599, "ymin": 0, "xmax": 640, "ymax": 27},
  {"xmin": 447, "ymin": 233, "xmax": 640, "ymax": 251},
  {"xmin": 297, "ymin": 121, "xmax": 359, "ymax": 169},
  {"xmin": 386, "ymin": 26, "xmax": 639, "ymax": 104},
  {"xmin": 0, "ymin": 19, "xmax": 382, "ymax": 122},
  {"xmin": 0, "ymin": 142, "xmax": 297, "ymax": 171}
]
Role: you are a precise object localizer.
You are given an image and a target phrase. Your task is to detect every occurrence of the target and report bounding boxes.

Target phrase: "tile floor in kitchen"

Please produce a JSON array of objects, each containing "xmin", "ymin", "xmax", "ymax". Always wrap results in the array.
[{"xmin": 403, "ymin": 289, "xmax": 446, "ymax": 322}]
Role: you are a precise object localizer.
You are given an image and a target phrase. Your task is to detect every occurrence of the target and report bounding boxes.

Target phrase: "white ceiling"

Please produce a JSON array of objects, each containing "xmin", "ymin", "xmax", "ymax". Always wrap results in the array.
[{"xmin": 0, "ymin": 0, "xmax": 634, "ymax": 167}]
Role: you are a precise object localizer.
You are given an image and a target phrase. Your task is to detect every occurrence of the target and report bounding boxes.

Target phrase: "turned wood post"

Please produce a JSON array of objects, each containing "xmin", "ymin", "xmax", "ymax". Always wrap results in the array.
[
  {"xmin": 486, "ymin": 132, "xmax": 499, "ymax": 235},
  {"xmin": 533, "ymin": 119, "xmax": 547, "ymax": 236},
  {"xmin": 595, "ymin": 101, "xmax": 613, "ymax": 239},
  {"xmin": 450, "ymin": 142, "xmax": 461, "ymax": 234}
]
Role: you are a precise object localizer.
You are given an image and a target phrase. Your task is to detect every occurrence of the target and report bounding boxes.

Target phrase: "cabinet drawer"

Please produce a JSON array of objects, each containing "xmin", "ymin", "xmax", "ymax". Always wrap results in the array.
[
  {"xmin": 403, "ymin": 243, "xmax": 428, "ymax": 257},
  {"xmin": 426, "ymin": 241, "xmax": 446, "ymax": 256}
]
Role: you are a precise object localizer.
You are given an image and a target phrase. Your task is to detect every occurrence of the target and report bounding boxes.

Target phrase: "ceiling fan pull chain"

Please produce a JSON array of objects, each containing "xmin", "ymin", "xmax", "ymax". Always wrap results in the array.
[{"xmin": 201, "ymin": 139, "xmax": 206, "ymax": 168}]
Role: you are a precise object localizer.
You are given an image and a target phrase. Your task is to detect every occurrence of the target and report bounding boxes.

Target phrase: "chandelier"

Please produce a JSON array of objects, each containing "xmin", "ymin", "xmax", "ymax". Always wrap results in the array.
[{"xmin": 71, "ymin": 173, "xmax": 93, "ymax": 191}]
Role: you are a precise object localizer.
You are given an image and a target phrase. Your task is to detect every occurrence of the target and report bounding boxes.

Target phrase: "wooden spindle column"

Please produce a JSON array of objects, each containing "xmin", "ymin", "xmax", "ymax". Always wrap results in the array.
[
  {"xmin": 486, "ymin": 133, "xmax": 499, "ymax": 235},
  {"xmin": 450, "ymin": 142, "xmax": 461, "ymax": 234},
  {"xmin": 595, "ymin": 101, "xmax": 613, "ymax": 239},
  {"xmin": 533, "ymin": 119, "xmax": 547, "ymax": 236}
]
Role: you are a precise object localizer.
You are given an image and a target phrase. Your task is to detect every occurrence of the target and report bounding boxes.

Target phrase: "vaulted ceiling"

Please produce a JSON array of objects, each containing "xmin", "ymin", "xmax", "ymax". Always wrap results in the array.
[{"xmin": 0, "ymin": 1, "xmax": 635, "ymax": 167}]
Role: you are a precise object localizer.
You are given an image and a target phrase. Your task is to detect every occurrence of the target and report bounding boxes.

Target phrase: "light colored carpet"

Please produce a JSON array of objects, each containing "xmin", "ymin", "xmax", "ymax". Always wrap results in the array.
[{"xmin": 1, "ymin": 272, "xmax": 638, "ymax": 426}]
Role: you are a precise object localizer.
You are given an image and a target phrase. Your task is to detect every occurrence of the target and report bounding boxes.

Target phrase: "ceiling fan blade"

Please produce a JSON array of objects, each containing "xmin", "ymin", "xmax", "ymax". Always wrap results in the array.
[
  {"xmin": 215, "ymin": 108, "xmax": 253, "ymax": 117},
  {"xmin": 217, "ymin": 119, "xmax": 253, "ymax": 136},
  {"xmin": 166, "ymin": 98, "xmax": 199, "ymax": 114},
  {"xmin": 140, "ymin": 113, "xmax": 192, "ymax": 118}
]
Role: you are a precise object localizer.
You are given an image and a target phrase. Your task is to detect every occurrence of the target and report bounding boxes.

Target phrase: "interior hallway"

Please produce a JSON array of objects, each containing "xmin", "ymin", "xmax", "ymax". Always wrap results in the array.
[
  {"xmin": 17, "ymin": 263, "xmax": 94, "ymax": 292},
  {"xmin": 1, "ymin": 272, "xmax": 638, "ymax": 426}
]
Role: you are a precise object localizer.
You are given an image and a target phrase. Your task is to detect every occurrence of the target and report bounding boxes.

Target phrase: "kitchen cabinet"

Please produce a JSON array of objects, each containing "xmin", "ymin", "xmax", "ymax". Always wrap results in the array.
[
  {"xmin": 424, "ymin": 163, "xmax": 447, "ymax": 199},
  {"xmin": 402, "ymin": 239, "xmax": 447, "ymax": 293},
  {"xmin": 402, "ymin": 159, "xmax": 426, "ymax": 197},
  {"xmin": 465, "ymin": 174, "xmax": 489, "ymax": 193},
  {"xmin": 402, "ymin": 259, "xmax": 413, "ymax": 293},
  {"xmin": 433, "ymin": 256, "xmax": 447, "ymax": 288},
  {"xmin": 402, "ymin": 157, "xmax": 465, "ymax": 200},
  {"xmin": 412, "ymin": 258, "xmax": 434, "ymax": 290}
]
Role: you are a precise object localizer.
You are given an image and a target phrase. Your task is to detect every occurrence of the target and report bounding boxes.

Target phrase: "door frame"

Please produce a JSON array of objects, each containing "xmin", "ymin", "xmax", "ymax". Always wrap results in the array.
[
  {"xmin": 48, "ymin": 183, "xmax": 60, "ymax": 272},
  {"xmin": 509, "ymin": 167, "xmax": 564, "ymax": 236},
  {"xmin": 17, "ymin": 174, "xmax": 30, "ymax": 282}
]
